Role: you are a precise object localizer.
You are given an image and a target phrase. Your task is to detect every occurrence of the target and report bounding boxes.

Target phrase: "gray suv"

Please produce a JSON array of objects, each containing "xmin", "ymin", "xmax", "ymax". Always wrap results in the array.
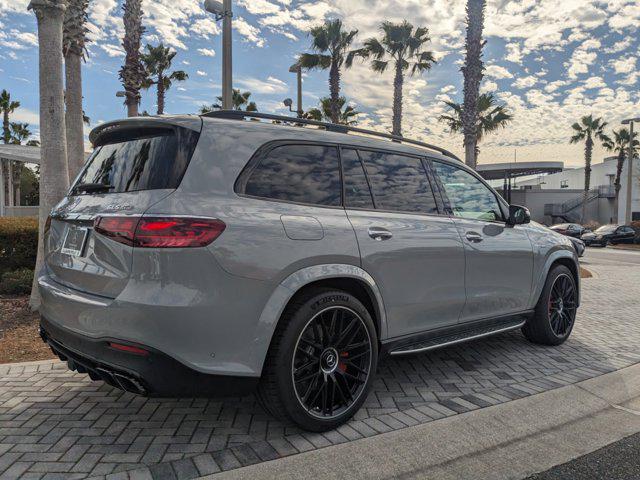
[{"xmin": 39, "ymin": 111, "xmax": 580, "ymax": 431}]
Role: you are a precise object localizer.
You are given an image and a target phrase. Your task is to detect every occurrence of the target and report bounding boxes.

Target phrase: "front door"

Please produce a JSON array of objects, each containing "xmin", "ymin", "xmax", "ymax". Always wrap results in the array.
[
  {"xmin": 432, "ymin": 160, "xmax": 534, "ymax": 323},
  {"xmin": 341, "ymin": 148, "xmax": 466, "ymax": 338}
]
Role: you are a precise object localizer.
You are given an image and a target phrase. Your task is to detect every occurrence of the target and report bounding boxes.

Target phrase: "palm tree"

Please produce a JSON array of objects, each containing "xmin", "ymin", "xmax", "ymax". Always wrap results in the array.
[
  {"xmin": 570, "ymin": 115, "xmax": 612, "ymax": 223},
  {"xmin": 119, "ymin": 0, "xmax": 146, "ymax": 117},
  {"xmin": 63, "ymin": 0, "xmax": 89, "ymax": 180},
  {"xmin": 298, "ymin": 19, "xmax": 358, "ymax": 124},
  {"xmin": 304, "ymin": 97, "xmax": 359, "ymax": 125},
  {"xmin": 141, "ymin": 43, "xmax": 188, "ymax": 115},
  {"xmin": 0, "ymin": 90, "xmax": 20, "ymax": 144},
  {"xmin": 439, "ymin": 93, "xmax": 513, "ymax": 161},
  {"xmin": 347, "ymin": 21, "xmax": 436, "ymax": 137},
  {"xmin": 199, "ymin": 89, "xmax": 258, "ymax": 113},
  {"xmin": 461, "ymin": 0, "xmax": 487, "ymax": 169},
  {"xmin": 608, "ymin": 128, "xmax": 640, "ymax": 222},
  {"xmin": 28, "ymin": 0, "xmax": 70, "ymax": 309},
  {"xmin": 9, "ymin": 122, "xmax": 33, "ymax": 144}
]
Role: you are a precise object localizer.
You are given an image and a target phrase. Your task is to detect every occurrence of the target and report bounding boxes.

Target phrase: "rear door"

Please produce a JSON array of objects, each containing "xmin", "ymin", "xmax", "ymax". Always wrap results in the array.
[
  {"xmin": 431, "ymin": 160, "xmax": 534, "ymax": 323},
  {"xmin": 45, "ymin": 121, "xmax": 201, "ymax": 297},
  {"xmin": 342, "ymin": 148, "xmax": 466, "ymax": 338}
]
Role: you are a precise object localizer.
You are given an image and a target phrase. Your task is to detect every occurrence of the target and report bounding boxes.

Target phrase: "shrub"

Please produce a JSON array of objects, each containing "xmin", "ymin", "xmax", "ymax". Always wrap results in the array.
[
  {"xmin": 0, "ymin": 268, "xmax": 34, "ymax": 295},
  {"xmin": 0, "ymin": 217, "xmax": 38, "ymax": 274}
]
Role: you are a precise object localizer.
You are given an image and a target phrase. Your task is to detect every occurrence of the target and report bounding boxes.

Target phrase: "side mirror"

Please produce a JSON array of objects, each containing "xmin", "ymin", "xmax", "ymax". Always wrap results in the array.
[{"xmin": 508, "ymin": 205, "xmax": 530, "ymax": 225}]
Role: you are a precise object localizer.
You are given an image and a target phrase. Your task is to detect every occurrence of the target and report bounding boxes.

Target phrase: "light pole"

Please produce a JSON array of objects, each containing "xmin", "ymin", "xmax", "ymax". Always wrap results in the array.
[
  {"xmin": 622, "ymin": 117, "xmax": 639, "ymax": 223},
  {"xmin": 289, "ymin": 63, "xmax": 303, "ymax": 118},
  {"xmin": 204, "ymin": 0, "xmax": 233, "ymax": 110}
]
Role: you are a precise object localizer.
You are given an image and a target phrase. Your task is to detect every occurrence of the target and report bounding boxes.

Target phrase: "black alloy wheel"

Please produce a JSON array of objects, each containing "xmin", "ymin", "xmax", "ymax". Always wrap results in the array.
[
  {"xmin": 292, "ymin": 306, "xmax": 372, "ymax": 419},
  {"xmin": 548, "ymin": 273, "xmax": 577, "ymax": 336}
]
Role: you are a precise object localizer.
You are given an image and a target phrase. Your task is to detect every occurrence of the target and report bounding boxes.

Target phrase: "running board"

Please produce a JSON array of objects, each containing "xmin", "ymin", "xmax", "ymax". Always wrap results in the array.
[{"xmin": 388, "ymin": 318, "xmax": 527, "ymax": 356}]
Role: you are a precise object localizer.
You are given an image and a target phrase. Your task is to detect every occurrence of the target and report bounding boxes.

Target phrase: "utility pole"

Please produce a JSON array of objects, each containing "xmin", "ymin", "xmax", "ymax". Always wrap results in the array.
[
  {"xmin": 622, "ymin": 118, "xmax": 639, "ymax": 223},
  {"xmin": 289, "ymin": 63, "xmax": 303, "ymax": 118},
  {"xmin": 221, "ymin": 0, "xmax": 232, "ymax": 110},
  {"xmin": 204, "ymin": 0, "xmax": 233, "ymax": 110}
]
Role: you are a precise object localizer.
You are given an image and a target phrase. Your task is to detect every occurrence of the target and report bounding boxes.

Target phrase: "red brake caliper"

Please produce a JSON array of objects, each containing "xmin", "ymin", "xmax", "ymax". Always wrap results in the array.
[{"xmin": 339, "ymin": 352, "xmax": 348, "ymax": 372}]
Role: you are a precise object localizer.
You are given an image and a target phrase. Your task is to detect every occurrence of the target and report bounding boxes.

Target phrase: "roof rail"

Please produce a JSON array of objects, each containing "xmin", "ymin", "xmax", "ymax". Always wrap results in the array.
[{"xmin": 201, "ymin": 110, "xmax": 461, "ymax": 162}]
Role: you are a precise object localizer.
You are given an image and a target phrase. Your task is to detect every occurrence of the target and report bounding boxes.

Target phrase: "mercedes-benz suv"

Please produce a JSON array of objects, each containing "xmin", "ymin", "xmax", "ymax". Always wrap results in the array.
[{"xmin": 39, "ymin": 112, "xmax": 580, "ymax": 431}]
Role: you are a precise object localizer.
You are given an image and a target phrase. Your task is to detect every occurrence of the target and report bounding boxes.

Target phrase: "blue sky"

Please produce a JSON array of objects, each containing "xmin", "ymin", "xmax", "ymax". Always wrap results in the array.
[{"xmin": 0, "ymin": 0, "xmax": 639, "ymax": 166}]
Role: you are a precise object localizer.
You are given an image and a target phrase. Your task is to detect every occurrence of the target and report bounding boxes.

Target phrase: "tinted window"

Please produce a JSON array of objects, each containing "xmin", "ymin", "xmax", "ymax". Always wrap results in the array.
[
  {"xmin": 433, "ymin": 161, "xmax": 503, "ymax": 222},
  {"xmin": 74, "ymin": 127, "xmax": 198, "ymax": 194},
  {"xmin": 341, "ymin": 148, "xmax": 374, "ymax": 209},
  {"xmin": 243, "ymin": 144, "xmax": 341, "ymax": 206},
  {"xmin": 359, "ymin": 150, "xmax": 438, "ymax": 214}
]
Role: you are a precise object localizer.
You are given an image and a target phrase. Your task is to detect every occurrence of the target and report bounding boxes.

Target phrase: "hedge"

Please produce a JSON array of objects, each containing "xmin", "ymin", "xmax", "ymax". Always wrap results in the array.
[
  {"xmin": 0, "ymin": 267, "xmax": 33, "ymax": 295},
  {"xmin": 0, "ymin": 217, "xmax": 38, "ymax": 274}
]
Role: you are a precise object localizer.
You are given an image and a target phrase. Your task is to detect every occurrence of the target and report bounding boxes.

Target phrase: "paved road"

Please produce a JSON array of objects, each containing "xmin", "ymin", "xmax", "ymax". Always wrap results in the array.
[
  {"xmin": 527, "ymin": 431, "xmax": 640, "ymax": 480},
  {"xmin": 582, "ymin": 246, "xmax": 640, "ymax": 266},
  {"xmin": 1, "ymin": 256, "xmax": 639, "ymax": 479}
]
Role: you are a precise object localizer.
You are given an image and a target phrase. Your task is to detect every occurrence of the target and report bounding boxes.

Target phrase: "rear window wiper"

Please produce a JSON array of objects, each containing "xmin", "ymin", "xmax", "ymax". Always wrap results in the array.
[{"xmin": 72, "ymin": 183, "xmax": 115, "ymax": 195}]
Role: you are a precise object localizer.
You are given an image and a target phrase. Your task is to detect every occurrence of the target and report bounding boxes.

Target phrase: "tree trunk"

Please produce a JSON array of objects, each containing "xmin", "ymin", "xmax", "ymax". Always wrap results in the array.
[
  {"xmin": 2, "ymin": 110, "xmax": 9, "ymax": 144},
  {"xmin": 461, "ymin": 0, "xmax": 486, "ymax": 170},
  {"xmin": 328, "ymin": 60, "xmax": 340, "ymax": 124},
  {"xmin": 65, "ymin": 51, "xmax": 85, "ymax": 181},
  {"xmin": 392, "ymin": 60, "xmax": 404, "ymax": 137},
  {"xmin": 581, "ymin": 136, "xmax": 593, "ymax": 224},
  {"xmin": 29, "ymin": 0, "xmax": 70, "ymax": 310},
  {"xmin": 613, "ymin": 149, "xmax": 625, "ymax": 223},
  {"xmin": 157, "ymin": 74, "xmax": 165, "ymax": 115}
]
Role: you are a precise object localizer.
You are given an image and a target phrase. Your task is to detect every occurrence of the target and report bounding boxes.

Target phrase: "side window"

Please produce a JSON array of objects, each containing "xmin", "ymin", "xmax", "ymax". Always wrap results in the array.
[
  {"xmin": 433, "ymin": 161, "xmax": 504, "ymax": 222},
  {"xmin": 358, "ymin": 150, "xmax": 439, "ymax": 214},
  {"xmin": 241, "ymin": 144, "xmax": 341, "ymax": 206},
  {"xmin": 341, "ymin": 148, "xmax": 374, "ymax": 209}
]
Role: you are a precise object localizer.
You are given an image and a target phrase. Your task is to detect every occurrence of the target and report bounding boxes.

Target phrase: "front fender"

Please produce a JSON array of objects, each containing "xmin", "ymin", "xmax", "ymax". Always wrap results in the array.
[
  {"xmin": 530, "ymin": 247, "xmax": 580, "ymax": 308},
  {"xmin": 249, "ymin": 264, "xmax": 387, "ymax": 375}
]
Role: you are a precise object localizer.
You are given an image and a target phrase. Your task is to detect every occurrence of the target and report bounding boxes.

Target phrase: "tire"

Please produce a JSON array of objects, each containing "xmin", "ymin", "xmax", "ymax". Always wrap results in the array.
[
  {"xmin": 522, "ymin": 265, "xmax": 577, "ymax": 346},
  {"xmin": 257, "ymin": 288, "xmax": 378, "ymax": 431}
]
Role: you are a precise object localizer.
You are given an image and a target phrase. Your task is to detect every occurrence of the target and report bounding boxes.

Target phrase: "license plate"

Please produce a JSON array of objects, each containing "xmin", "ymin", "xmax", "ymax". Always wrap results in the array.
[{"xmin": 61, "ymin": 226, "xmax": 89, "ymax": 257}]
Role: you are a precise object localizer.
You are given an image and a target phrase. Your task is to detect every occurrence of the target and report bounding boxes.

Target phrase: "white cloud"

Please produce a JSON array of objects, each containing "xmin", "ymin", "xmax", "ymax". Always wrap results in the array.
[
  {"xmin": 611, "ymin": 56, "xmax": 637, "ymax": 75},
  {"xmin": 485, "ymin": 64, "xmax": 513, "ymax": 79},
  {"xmin": 237, "ymin": 75, "xmax": 288, "ymax": 94},
  {"xmin": 196, "ymin": 70, "xmax": 207, "ymax": 77},
  {"xmin": 197, "ymin": 48, "xmax": 216, "ymax": 57},
  {"xmin": 583, "ymin": 76, "xmax": 606, "ymax": 89},
  {"xmin": 513, "ymin": 75, "xmax": 538, "ymax": 89},
  {"xmin": 234, "ymin": 17, "xmax": 266, "ymax": 47},
  {"xmin": 481, "ymin": 80, "xmax": 498, "ymax": 93},
  {"xmin": 100, "ymin": 43, "xmax": 124, "ymax": 58}
]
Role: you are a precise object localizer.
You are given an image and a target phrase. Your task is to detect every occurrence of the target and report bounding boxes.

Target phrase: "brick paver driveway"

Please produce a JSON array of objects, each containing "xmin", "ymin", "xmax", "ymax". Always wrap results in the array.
[{"xmin": 2, "ymin": 255, "xmax": 639, "ymax": 480}]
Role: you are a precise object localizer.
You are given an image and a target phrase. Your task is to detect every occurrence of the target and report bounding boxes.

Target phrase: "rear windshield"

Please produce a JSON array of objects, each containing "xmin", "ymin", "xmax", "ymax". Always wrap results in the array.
[{"xmin": 73, "ymin": 126, "xmax": 199, "ymax": 194}]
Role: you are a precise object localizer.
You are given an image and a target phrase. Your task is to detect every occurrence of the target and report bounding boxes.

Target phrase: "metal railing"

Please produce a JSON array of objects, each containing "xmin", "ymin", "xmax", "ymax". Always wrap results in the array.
[
  {"xmin": 2, "ymin": 206, "xmax": 39, "ymax": 217},
  {"xmin": 202, "ymin": 110, "xmax": 462, "ymax": 162}
]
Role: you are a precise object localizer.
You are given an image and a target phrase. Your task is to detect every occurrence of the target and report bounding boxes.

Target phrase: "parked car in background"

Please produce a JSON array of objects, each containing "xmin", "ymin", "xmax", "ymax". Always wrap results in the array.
[
  {"xmin": 581, "ymin": 224, "xmax": 637, "ymax": 247},
  {"xmin": 550, "ymin": 223, "xmax": 588, "ymax": 238},
  {"xmin": 38, "ymin": 112, "xmax": 581, "ymax": 432},
  {"xmin": 567, "ymin": 237, "xmax": 585, "ymax": 257}
]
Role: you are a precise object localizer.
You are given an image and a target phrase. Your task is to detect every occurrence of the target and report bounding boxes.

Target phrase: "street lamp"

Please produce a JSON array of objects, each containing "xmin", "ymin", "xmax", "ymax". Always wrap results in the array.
[
  {"xmin": 621, "ymin": 117, "xmax": 640, "ymax": 223},
  {"xmin": 204, "ymin": 0, "xmax": 233, "ymax": 110},
  {"xmin": 288, "ymin": 63, "xmax": 303, "ymax": 118}
]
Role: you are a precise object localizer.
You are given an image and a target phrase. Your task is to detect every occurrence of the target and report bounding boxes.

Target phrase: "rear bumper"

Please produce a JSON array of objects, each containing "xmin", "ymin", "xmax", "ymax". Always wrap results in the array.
[{"xmin": 40, "ymin": 315, "xmax": 258, "ymax": 397}]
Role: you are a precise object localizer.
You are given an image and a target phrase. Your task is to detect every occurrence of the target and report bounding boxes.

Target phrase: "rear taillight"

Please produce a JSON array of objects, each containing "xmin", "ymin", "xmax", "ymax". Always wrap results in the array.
[{"xmin": 93, "ymin": 216, "xmax": 226, "ymax": 248}]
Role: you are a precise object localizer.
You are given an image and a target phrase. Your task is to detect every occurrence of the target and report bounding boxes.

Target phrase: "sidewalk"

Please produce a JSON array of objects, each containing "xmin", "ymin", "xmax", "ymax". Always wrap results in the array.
[{"xmin": 203, "ymin": 363, "xmax": 640, "ymax": 480}]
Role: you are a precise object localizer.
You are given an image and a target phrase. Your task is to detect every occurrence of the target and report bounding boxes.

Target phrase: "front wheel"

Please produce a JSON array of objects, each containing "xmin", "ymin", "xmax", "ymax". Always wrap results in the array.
[
  {"xmin": 257, "ymin": 289, "xmax": 378, "ymax": 431},
  {"xmin": 523, "ymin": 265, "xmax": 577, "ymax": 346}
]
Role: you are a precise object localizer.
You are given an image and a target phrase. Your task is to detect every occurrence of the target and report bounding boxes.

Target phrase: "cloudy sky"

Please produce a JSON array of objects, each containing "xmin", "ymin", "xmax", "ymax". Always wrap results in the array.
[{"xmin": 1, "ymin": 0, "xmax": 639, "ymax": 167}]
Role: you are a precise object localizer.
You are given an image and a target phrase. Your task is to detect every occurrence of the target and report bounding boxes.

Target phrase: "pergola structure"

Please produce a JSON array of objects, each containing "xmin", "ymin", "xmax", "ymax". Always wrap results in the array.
[
  {"xmin": 476, "ymin": 161, "xmax": 564, "ymax": 203},
  {"xmin": 0, "ymin": 144, "xmax": 41, "ymax": 217}
]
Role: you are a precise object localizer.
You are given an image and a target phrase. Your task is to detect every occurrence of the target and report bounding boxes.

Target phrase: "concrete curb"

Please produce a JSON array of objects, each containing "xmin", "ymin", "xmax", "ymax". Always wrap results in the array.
[{"xmin": 202, "ymin": 363, "xmax": 640, "ymax": 480}]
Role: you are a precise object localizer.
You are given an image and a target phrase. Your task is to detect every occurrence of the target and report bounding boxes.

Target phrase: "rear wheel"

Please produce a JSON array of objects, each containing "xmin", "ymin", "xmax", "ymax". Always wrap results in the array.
[
  {"xmin": 522, "ymin": 265, "xmax": 577, "ymax": 346},
  {"xmin": 257, "ymin": 289, "xmax": 378, "ymax": 431}
]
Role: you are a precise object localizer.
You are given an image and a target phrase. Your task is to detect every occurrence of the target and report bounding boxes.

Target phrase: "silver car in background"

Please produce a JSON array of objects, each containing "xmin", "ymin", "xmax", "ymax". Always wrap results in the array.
[{"xmin": 39, "ymin": 111, "xmax": 580, "ymax": 431}]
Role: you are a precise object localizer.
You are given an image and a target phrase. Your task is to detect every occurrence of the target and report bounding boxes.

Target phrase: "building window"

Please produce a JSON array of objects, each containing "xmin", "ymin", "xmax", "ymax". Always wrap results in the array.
[{"xmin": 560, "ymin": 180, "xmax": 569, "ymax": 189}]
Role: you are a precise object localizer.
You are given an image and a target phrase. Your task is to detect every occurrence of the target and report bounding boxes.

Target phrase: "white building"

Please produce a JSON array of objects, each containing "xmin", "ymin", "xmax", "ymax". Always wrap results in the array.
[{"xmin": 515, "ymin": 156, "xmax": 640, "ymax": 224}]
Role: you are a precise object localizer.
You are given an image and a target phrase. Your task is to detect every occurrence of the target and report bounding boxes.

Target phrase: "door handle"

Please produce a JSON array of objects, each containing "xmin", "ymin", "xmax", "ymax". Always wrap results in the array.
[
  {"xmin": 465, "ymin": 231, "xmax": 483, "ymax": 243},
  {"xmin": 368, "ymin": 227, "xmax": 393, "ymax": 241}
]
